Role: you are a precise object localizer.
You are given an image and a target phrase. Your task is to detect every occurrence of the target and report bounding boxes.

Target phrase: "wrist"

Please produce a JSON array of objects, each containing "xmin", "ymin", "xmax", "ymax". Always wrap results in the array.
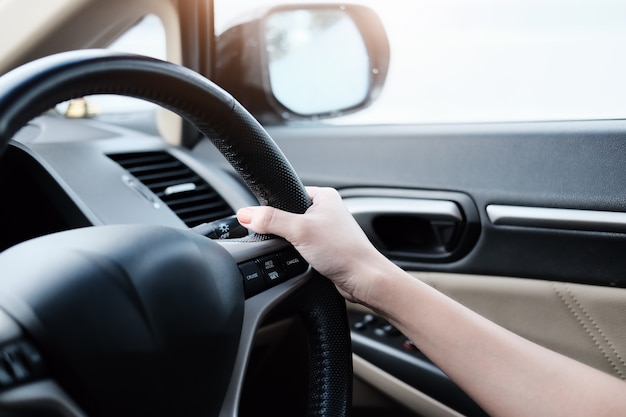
[{"xmin": 349, "ymin": 251, "xmax": 405, "ymax": 308}]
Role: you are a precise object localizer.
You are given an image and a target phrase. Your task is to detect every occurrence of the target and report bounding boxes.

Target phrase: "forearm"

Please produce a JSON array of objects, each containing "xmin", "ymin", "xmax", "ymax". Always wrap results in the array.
[{"xmin": 357, "ymin": 258, "xmax": 626, "ymax": 417}]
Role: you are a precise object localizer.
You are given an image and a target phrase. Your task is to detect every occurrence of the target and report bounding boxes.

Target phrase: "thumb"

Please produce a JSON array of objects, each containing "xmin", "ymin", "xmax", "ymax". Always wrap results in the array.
[{"xmin": 237, "ymin": 206, "xmax": 300, "ymax": 239}]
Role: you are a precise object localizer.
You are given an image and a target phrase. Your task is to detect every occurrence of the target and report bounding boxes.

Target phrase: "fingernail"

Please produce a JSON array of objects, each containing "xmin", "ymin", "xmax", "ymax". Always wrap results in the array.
[{"xmin": 237, "ymin": 208, "xmax": 253, "ymax": 224}]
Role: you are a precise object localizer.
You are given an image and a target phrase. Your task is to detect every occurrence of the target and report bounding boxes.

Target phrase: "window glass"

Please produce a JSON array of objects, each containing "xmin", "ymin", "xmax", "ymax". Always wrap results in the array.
[
  {"xmin": 108, "ymin": 14, "xmax": 166, "ymax": 60},
  {"xmin": 215, "ymin": 0, "xmax": 626, "ymax": 125},
  {"xmin": 58, "ymin": 14, "xmax": 167, "ymax": 118},
  {"xmin": 101, "ymin": 14, "xmax": 167, "ymax": 114}
]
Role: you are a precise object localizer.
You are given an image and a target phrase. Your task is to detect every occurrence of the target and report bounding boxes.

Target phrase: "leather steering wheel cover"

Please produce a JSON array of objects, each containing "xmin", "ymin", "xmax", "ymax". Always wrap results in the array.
[
  {"xmin": 295, "ymin": 273, "xmax": 353, "ymax": 417},
  {"xmin": 0, "ymin": 49, "xmax": 352, "ymax": 417}
]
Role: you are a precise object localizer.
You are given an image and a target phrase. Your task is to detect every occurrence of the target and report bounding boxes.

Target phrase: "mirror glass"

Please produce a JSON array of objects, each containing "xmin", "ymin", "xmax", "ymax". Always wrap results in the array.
[{"xmin": 264, "ymin": 9, "xmax": 370, "ymax": 116}]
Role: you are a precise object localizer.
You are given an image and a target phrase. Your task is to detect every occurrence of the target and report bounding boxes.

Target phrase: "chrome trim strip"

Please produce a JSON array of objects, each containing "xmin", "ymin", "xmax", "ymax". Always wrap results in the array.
[
  {"xmin": 344, "ymin": 197, "xmax": 462, "ymax": 222},
  {"xmin": 164, "ymin": 182, "xmax": 196, "ymax": 196},
  {"xmin": 486, "ymin": 205, "xmax": 626, "ymax": 233}
]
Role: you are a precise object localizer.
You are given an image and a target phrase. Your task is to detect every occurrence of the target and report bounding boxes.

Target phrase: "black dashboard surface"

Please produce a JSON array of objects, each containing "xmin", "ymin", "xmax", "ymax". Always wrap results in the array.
[{"xmin": 1, "ymin": 112, "xmax": 256, "ymax": 252}]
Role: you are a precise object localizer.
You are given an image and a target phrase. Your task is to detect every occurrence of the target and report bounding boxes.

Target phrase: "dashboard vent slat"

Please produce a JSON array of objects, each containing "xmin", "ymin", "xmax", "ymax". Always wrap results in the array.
[{"xmin": 108, "ymin": 151, "xmax": 233, "ymax": 228}]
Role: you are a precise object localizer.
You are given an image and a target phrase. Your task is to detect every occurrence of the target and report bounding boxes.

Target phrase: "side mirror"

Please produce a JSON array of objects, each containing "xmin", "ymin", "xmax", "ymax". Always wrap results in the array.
[{"xmin": 215, "ymin": 4, "xmax": 389, "ymax": 124}]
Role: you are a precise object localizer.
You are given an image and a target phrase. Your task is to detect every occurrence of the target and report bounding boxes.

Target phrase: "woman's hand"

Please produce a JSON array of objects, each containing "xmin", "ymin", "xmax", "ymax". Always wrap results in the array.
[{"xmin": 237, "ymin": 186, "xmax": 389, "ymax": 303}]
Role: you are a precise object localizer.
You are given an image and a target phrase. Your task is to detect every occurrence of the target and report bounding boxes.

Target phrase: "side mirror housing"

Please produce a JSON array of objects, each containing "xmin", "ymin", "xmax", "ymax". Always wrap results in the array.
[{"xmin": 215, "ymin": 4, "xmax": 389, "ymax": 124}]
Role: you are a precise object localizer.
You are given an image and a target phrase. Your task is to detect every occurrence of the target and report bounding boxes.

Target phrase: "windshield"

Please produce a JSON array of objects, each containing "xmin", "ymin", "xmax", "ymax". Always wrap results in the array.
[{"xmin": 216, "ymin": 0, "xmax": 626, "ymax": 125}]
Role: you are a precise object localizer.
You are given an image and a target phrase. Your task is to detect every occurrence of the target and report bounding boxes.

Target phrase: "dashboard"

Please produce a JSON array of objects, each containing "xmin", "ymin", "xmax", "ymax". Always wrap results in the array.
[{"xmin": 2, "ymin": 111, "xmax": 258, "ymax": 252}]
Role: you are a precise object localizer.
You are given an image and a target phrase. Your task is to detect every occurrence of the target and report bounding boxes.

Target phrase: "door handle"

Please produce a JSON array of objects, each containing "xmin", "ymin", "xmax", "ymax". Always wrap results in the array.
[{"xmin": 341, "ymin": 190, "xmax": 480, "ymax": 263}]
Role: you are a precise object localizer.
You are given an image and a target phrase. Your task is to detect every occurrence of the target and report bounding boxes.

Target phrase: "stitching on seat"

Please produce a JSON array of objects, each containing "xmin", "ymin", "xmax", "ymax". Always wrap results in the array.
[{"xmin": 553, "ymin": 283, "xmax": 626, "ymax": 380}]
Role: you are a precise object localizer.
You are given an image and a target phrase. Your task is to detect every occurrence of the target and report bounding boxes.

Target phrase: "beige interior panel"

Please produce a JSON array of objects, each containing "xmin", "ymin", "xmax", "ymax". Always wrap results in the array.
[
  {"xmin": 415, "ymin": 272, "xmax": 626, "ymax": 380},
  {"xmin": 349, "ymin": 272, "xmax": 626, "ymax": 381}
]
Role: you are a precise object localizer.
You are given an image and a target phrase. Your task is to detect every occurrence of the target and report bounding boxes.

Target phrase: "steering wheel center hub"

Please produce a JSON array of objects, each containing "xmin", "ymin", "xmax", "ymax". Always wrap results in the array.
[{"xmin": 0, "ymin": 225, "xmax": 244, "ymax": 416}]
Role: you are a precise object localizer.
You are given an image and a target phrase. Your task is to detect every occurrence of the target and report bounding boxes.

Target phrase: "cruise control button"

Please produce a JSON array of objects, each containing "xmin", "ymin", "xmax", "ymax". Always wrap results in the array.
[
  {"xmin": 278, "ymin": 250, "xmax": 308, "ymax": 277},
  {"xmin": 258, "ymin": 255, "xmax": 285, "ymax": 286},
  {"xmin": 239, "ymin": 261, "xmax": 265, "ymax": 298}
]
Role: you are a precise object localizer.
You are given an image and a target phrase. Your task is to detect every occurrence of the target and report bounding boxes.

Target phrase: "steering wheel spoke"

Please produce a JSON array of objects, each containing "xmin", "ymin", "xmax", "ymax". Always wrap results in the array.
[{"xmin": 220, "ymin": 238, "xmax": 314, "ymax": 417}]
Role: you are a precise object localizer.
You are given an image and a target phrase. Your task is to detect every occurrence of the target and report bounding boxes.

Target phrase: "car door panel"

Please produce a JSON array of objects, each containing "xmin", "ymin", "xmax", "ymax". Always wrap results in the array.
[
  {"xmin": 272, "ymin": 120, "xmax": 626, "ymax": 415},
  {"xmin": 195, "ymin": 113, "xmax": 626, "ymax": 416},
  {"xmin": 257, "ymin": 121, "xmax": 626, "ymax": 287}
]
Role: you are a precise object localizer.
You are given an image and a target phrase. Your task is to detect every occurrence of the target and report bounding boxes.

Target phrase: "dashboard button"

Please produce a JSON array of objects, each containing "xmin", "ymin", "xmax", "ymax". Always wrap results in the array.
[
  {"xmin": 278, "ymin": 250, "xmax": 308, "ymax": 277},
  {"xmin": 258, "ymin": 254, "xmax": 285, "ymax": 286},
  {"xmin": 239, "ymin": 261, "xmax": 265, "ymax": 298}
]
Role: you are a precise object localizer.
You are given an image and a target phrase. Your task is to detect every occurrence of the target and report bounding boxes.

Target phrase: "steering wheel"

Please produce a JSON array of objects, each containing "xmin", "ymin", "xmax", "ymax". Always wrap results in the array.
[{"xmin": 0, "ymin": 50, "xmax": 352, "ymax": 417}]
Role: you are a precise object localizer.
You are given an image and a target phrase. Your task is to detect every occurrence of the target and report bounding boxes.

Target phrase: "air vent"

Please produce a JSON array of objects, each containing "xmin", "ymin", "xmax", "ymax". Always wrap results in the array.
[{"xmin": 108, "ymin": 151, "xmax": 233, "ymax": 228}]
